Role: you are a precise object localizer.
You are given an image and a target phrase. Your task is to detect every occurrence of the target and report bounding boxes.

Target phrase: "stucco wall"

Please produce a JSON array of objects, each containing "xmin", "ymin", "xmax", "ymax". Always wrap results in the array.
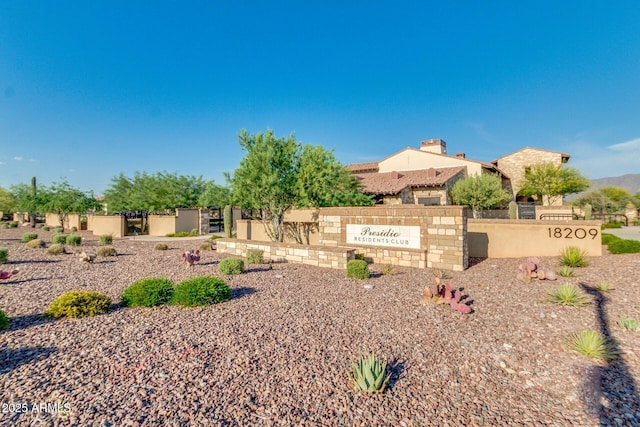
[
  {"xmin": 378, "ymin": 149, "xmax": 484, "ymax": 176},
  {"xmin": 468, "ymin": 219, "xmax": 602, "ymax": 258},
  {"xmin": 45, "ymin": 213, "xmax": 82, "ymax": 230},
  {"xmin": 89, "ymin": 215, "xmax": 126, "ymax": 238},
  {"xmin": 148, "ymin": 216, "xmax": 176, "ymax": 236},
  {"xmin": 175, "ymin": 208, "xmax": 199, "ymax": 233}
]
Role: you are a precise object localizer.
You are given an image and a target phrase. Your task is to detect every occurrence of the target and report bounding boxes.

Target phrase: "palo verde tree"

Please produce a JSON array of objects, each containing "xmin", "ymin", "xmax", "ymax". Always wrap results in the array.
[
  {"xmin": 41, "ymin": 180, "xmax": 102, "ymax": 231},
  {"xmin": 450, "ymin": 173, "xmax": 512, "ymax": 219},
  {"xmin": 228, "ymin": 129, "xmax": 373, "ymax": 242},
  {"xmin": 198, "ymin": 181, "xmax": 232, "ymax": 208},
  {"xmin": 518, "ymin": 162, "xmax": 590, "ymax": 205},
  {"xmin": 0, "ymin": 187, "xmax": 17, "ymax": 213},
  {"xmin": 572, "ymin": 186, "xmax": 639, "ymax": 213},
  {"xmin": 10, "ymin": 182, "xmax": 43, "ymax": 222}
]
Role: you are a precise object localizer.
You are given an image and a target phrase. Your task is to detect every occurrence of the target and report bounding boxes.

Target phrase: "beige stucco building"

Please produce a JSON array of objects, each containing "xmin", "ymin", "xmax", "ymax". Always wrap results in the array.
[{"xmin": 348, "ymin": 139, "xmax": 571, "ymax": 207}]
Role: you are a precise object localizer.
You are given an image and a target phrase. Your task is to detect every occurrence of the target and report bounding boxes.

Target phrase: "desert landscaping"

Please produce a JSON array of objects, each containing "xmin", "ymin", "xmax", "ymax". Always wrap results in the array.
[{"xmin": 1, "ymin": 227, "xmax": 640, "ymax": 426}]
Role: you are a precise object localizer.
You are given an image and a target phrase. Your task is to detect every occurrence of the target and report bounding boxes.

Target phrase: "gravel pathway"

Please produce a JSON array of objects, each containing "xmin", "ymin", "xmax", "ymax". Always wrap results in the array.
[{"xmin": 1, "ymin": 228, "xmax": 639, "ymax": 426}]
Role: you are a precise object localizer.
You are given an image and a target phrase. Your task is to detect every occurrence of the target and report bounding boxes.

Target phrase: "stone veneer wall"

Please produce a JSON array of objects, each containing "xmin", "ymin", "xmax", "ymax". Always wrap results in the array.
[
  {"xmin": 216, "ymin": 239, "xmax": 355, "ymax": 269},
  {"xmin": 318, "ymin": 205, "xmax": 467, "ymax": 271}
]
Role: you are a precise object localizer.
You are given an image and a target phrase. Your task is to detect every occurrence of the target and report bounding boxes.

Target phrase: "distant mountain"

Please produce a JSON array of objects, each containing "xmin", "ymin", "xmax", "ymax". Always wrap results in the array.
[
  {"xmin": 587, "ymin": 174, "xmax": 640, "ymax": 195},
  {"xmin": 567, "ymin": 173, "xmax": 640, "ymax": 201}
]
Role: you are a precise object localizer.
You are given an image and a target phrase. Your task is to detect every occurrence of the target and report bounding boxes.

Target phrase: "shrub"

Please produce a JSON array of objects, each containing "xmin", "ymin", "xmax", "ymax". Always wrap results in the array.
[
  {"xmin": 246, "ymin": 249, "xmax": 264, "ymax": 264},
  {"xmin": 42, "ymin": 226, "xmax": 50, "ymax": 231},
  {"xmin": 120, "ymin": 278, "xmax": 174, "ymax": 307},
  {"xmin": 545, "ymin": 283, "xmax": 590, "ymax": 307},
  {"xmin": 172, "ymin": 276, "xmax": 232, "ymax": 306},
  {"xmin": 0, "ymin": 222, "xmax": 7, "ymax": 229},
  {"xmin": 210, "ymin": 235, "xmax": 222, "ymax": 240},
  {"xmin": 219, "ymin": 257, "xmax": 244, "ymax": 275},
  {"xmin": 21, "ymin": 233, "xmax": 38, "ymax": 243},
  {"xmin": 190, "ymin": 228, "xmax": 199, "ymax": 235},
  {"xmin": 567, "ymin": 329, "xmax": 616, "ymax": 360},
  {"xmin": 557, "ymin": 265, "xmax": 575, "ymax": 277},
  {"xmin": 99, "ymin": 234, "xmax": 113, "ymax": 245},
  {"xmin": 97, "ymin": 246, "xmax": 117, "ymax": 257},
  {"xmin": 199, "ymin": 241, "xmax": 213, "ymax": 251},
  {"xmin": 560, "ymin": 246, "xmax": 588, "ymax": 267},
  {"xmin": 45, "ymin": 291, "xmax": 112, "ymax": 318},
  {"xmin": 54, "ymin": 227, "xmax": 63, "ymax": 233},
  {"xmin": 617, "ymin": 318, "xmax": 640, "ymax": 332},
  {"xmin": 601, "ymin": 233, "xmax": 621, "ymax": 246},
  {"xmin": 9, "ymin": 221, "xmax": 18, "ymax": 228},
  {"xmin": 66, "ymin": 234, "xmax": 82, "ymax": 246},
  {"xmin": 354, "ymin": 253, "xmax": 366, "ymax": 261},
  {"xmin": 607, "ymin": 239, "xmax": 640, "ymax": 254},
  {"xmin": 26, "ymin": 239, "xmax": 46, "ymax": 249},
  {"xmin": 166, "ymin": 231, "xmax": 198, "ymax": 237},
  {"xmin": 349, "ymin": 352, "xmax": 390, "ymax": 393},
  {"xmin": 381, "ymin": 264, "xmax": 395, "ymax": 275},
  {"xmin": 602, "ymin": 222, "xmax": 622, "ymax": 229},
  {"xmin": 596, "ymin": 282, "xmax": 613, "ymax": 292},
  {"xmin": 0, "ymin": 247, "xmax": 7, "ymax": 264},
  {"xmin": 52, "ymin": 233, "xmax": 67, "ymax": 244},
  {"xmin": 46, "ymin": 244, "xmax": 66, "ymax": 255},
  {"xmin": 0, "ymin": 308, "xmax": 9, "ymax": 330},
  {"xmin": 71, "ymin": 226, "xmax": 78, "ymax": 232},
  {"xmin": 154, "ymin": 243, "xmax": 169, "ymax": 251},
  {"xmin": 346, "ymin": 260, "xmax": 370, "ymax": 279}
]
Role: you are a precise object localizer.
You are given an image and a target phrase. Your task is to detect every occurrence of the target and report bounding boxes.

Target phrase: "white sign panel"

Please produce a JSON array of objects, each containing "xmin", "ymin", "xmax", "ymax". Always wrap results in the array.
[{"xmin": 346, "ymin": 224, "xmax": 421, "ymax": 249}]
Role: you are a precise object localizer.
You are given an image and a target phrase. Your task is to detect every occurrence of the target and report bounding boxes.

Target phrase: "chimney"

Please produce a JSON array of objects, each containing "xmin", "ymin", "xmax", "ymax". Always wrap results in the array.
[
  {"xmin": 390, "ymin": 171, "xmax": 399, "ymax": 179},
  {"xmin": 456, "ymin": 152, "xmax": 465, "ymax": 158},
  {"xmin": 426, "ymin": 168, "xmax": 436, "ymax": 178},
  {"xmin": 419, "ymin": 138, "xmax": 447, "ymax": 154}
]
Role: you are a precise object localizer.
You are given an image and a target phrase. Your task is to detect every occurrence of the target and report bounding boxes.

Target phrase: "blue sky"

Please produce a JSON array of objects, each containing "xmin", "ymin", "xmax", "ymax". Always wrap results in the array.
[{"xmin": 1, "ymin": 1, "xmax": 639, "ymax": 195}]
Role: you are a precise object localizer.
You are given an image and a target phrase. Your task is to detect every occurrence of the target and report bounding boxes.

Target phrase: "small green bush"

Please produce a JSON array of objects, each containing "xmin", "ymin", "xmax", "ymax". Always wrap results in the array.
[
  {"xmin": 199, "ymin": 241, "xmax": 213, "ymax": 251},
  {"xmin": 347, "ymin": 259, "xmax": 371, "ymax": 279},
  {"xmin": 560, "ymin": 246, "xmax": 589, "ymax": 267},
  {"xmin": 154, "ymin": 243, "xmax": 169, "ymax": 251},
  {"xmin": 46, "ymin": 244, "xmax": 66, "ymax": 255},
  {"xmin": 21, "ymin": 233, "xmax": 39, "ymax": 243},
  {"xmin": 52, "ymin": 233, "xmax": 68, "ymax": 244},
  {"xmin": 99, "ymin": 234, "xmax": 113, "ymax": 245},
  {"xmin": 120, "ymin": 278, "xmax": 174, "ymax": 307},
  {"xmin": 0, "ymin": 308, "xmax": 9, "ymax": 330},
  {"xmin": 66, "ymin": 234, "xmax": 82, "ymax": 246},
  {"xmin": 46, "ymin": 291, "xmax": 112, "ymax": 318},
  {"xmin": 602, "ymin": 222, "xmax": 622, "ymax": 229},
  {"xmin": 54, "ymin": 227, "xmax": 63, "ymax": 233},
  {"xmin": 557, "ymin": 265, "xmax": 575, "ymax": 277},
  {"xmin": 71, "ymin": 226, "xmax": 78, "ymax": 232},
  {"xmin": 617, "ymin": 318, "xmax": 640, "ymax": 332},
  {"xmin": 0, "ymin": 222, "xmax": 8, "ymax": 229},
  {"xmin": 601, "ymin": 233, "xmax": 621, "ymax": 246},
  {"xmin": 381, "ymin": 264, "xmax": 395, "ymax": 275},
  {"xmin": 9, "ymin": 221, "xmax": 18, "ymax": 228},
  {"xmin": 210, "ymin": 235, "xmax": 222, "ymax": 240},
  {"xmin": 172, "ymin": 276, "xmax": 232, "ymax": 306},
  {"xmin": 0, "ymin": 247, "xmax": 8, "ymax": 264},
  {"xmin": 219, "ymin": 257, "xmax": 244, "ymax": 275},
  {"xmin": 26, "ymin": 239, "xmax": 46, "ymax": 249},
  {"xmin": 166, "ymin": 231, "xmax": 199, "ymax": 237},
  {"xmin": 354, "ymin": 253, "xmax": 366, "ymax": 261},
  {"xmin": 246, "ymin": 249, "xmax": 264, "ymax": 264},
  {"xmin": 97, "ymin": 246, "xmax": 117, "ymax": 257},
  {"xmin": 42, "ymin": 226, "xmax": 50, "ymax": 231},
  {"xmin": 607, "ymin": 239, "xmax": 640, "ymax": 254}
]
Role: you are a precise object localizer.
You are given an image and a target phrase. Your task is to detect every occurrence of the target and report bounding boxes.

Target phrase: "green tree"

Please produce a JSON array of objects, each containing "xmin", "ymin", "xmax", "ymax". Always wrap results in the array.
[
  {"xmin": 10, "ymin": 183, "xmax": 42, "ymax": 218},
  {"xmin": 198, "ymin": 182, "xmax": 232, "ymax": 208},
  {"xmin": 41, "ymin": 181, "xmax": 101, "ymax": 231},
  {"xmin": 229, "ymin": 129, "xmax": 372, "ymax": 242},
  {"xmin": 572, "ymin": 186, "xmax": 635, "ymax": 213},
  {"xmin": 450, "ymin": 174, "xmax": 512, "ymax": 219},
  {"xmin": 103, "ymin": 171, "xmax": 209, "ymax": 213},
  {"xmin": 518, "ymin": 162, "xmax": 590, "ymax": 205},
  {"xmin": 0, "ymin": 187, "xmax": 17, "ymax": 213}
]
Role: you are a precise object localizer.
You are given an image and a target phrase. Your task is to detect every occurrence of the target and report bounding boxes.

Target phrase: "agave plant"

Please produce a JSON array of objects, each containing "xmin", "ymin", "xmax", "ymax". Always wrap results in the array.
[
  {"xmin": 567, "ymin": 329, "xmax": 617, "ymax": 360},
  {"xmin": 557, "ymin": 265, "xmax": 575, "ymax": 277},
  {"xmin": 350, "ymin": 352, "xmax": 390, "ymax": 393},
  {"xmin": 617, "ymin": 318, "xmax": 640, "ymax": 332},
  {"xmin": 545, "ymin": 283, "xmax": 590, "ymax": 307}
]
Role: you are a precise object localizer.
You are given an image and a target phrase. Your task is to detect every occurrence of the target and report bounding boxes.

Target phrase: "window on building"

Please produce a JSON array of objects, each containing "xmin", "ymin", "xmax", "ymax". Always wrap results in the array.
[{"xmin": 418, "ymin": 197, "xmax": 441, "ymax": 206}]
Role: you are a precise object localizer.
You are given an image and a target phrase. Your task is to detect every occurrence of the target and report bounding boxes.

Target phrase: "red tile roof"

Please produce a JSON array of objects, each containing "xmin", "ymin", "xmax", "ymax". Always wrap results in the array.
[
  {"xmin": 346, "ymin": 162, "xmax": 379, "ymax": 173},
  {"xmin": 355, "ymin": 166, "xmax": 465, "ymax": 195}
]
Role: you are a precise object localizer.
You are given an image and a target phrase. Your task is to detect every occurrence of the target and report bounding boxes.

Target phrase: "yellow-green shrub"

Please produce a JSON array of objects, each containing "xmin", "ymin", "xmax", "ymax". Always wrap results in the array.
[{"xmin": 46, "ymin": 291, "xmax": 112, "ymax": 318}]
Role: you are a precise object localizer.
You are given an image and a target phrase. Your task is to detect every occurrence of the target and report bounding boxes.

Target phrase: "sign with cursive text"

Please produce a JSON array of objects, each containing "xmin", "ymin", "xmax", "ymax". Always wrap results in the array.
[{"xmin": 345, "ymin": 224, "xmax": 421, "ymax": 249}]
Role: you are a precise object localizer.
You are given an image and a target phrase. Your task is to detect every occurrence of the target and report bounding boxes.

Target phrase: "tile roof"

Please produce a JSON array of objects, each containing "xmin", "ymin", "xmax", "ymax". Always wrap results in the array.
[
  {"xmin": 346, "ymin": 162, "xmax": 379, "ymax": 173},
  {"xmin": 355, "ymin": 166, "xmax": 466, "ymax": 195}
]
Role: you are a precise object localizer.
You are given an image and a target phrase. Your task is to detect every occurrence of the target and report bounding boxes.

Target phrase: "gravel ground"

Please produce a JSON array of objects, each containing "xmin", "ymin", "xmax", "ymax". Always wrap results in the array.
[{"xmin": 1, "ymin": 227, "xmax": 639, "ymax": 426}]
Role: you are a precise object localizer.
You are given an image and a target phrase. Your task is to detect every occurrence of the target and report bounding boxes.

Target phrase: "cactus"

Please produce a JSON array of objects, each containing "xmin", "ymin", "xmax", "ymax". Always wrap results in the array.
[
  {"xmin": 420, "ymin": 273, "xmax": 472, "ymax": 314},
  {"xmin": 223, "ymin": 205, "xmax": 232, "ymax": 238},
  {"xmin": 517, "ymin": 257, "xmax": 557, "ymax": 282},
  {"xmin": 584, "ymin": 203, "xmax": 592, "ymax": 220},
  {"xmin": 508, "ymin": 201, "xmax": 518, "ymax": 219}
]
